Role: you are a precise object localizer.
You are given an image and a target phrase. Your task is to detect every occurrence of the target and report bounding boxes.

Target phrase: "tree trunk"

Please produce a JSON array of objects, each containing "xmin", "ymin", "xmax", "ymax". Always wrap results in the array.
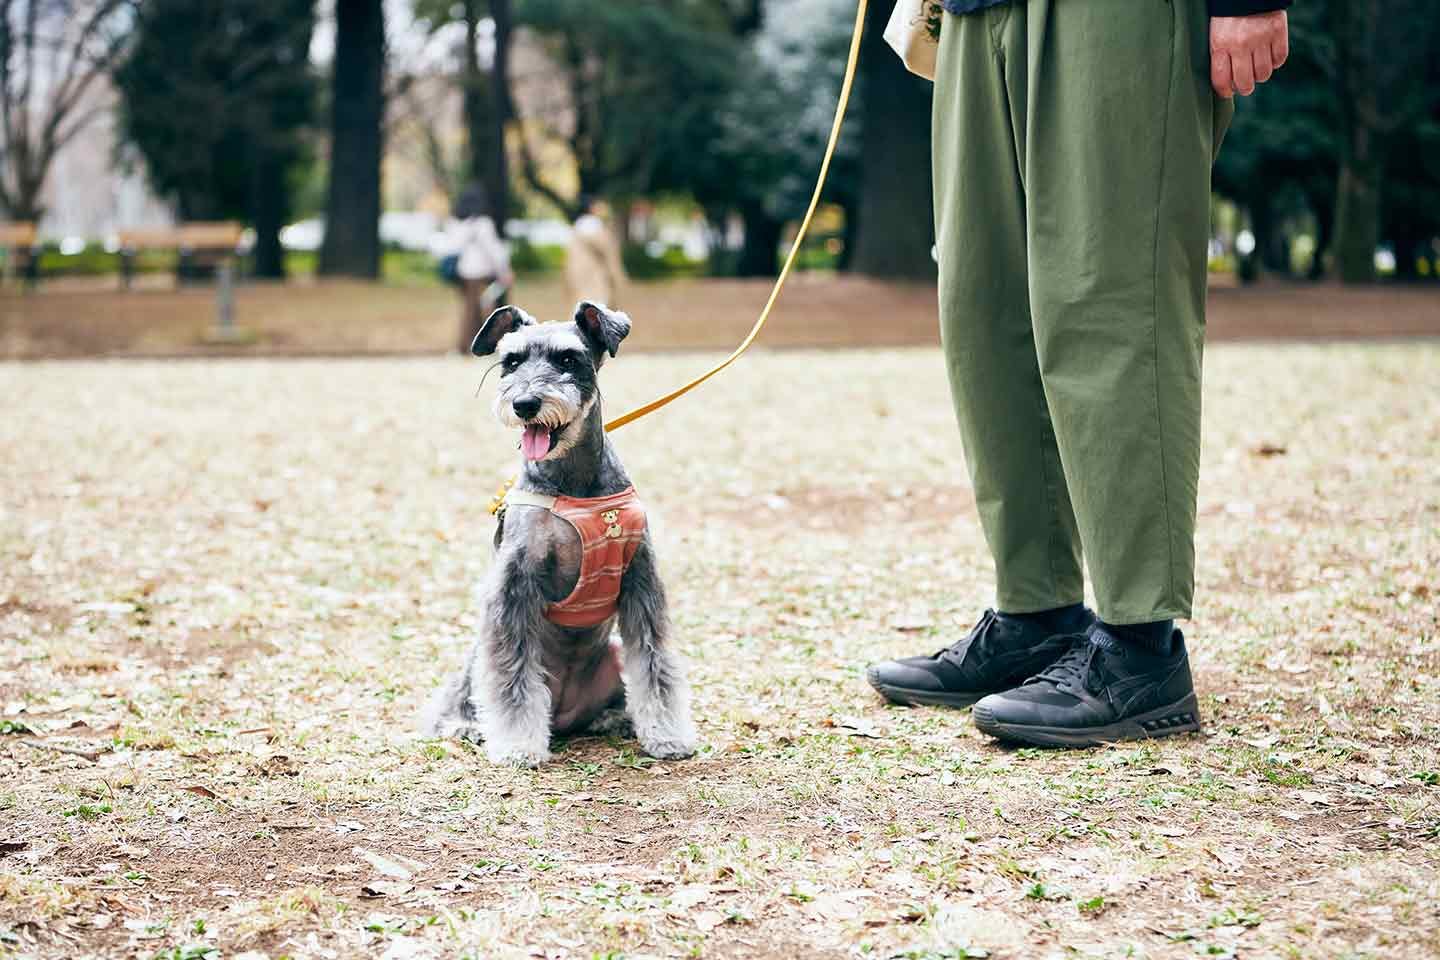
[
  {"xmin": 1389, "ymin": 218, "xmax": 1422, "ymax": 281},
  {"xmin": 251, "ymin": 151, "xmax": 289, "ymax": 280},
  {"xmin": 1250, "ymin": 193, "xmax": 1290, "ymax": 276},
  {"xmin": 1329, "ymin": 0, "xmax": 1382, "ymax": 285},
  {"xmin": 847, "ymin": 0, "xmax": 934, "ymax": 280},
  {"xmin": 736, "ymin": 200, "xmax": 782, "ymax": 277},
  {"xmin": 319, "ymin": 0, "xmax": 385, "ymax": 279},
  {"xmin": 1303, "ymin": 184, "xmax": 1333, "ymax": 281},
  {"xmin": 1333, "ymin": 145, "xmax": 1382, "ymax": 284},
  {"xmin": 462, "ymin": 0, "xmax": 514, "ymax": 222},
  {"xmin": 489, "ymin": 0, "xmax": 514, "ymax": 223}
]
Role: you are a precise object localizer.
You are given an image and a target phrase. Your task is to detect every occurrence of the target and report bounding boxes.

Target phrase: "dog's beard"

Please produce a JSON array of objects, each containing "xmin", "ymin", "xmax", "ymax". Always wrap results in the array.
[
  {"xmin": 537, "ymin": 397, "xmax": 595, "ymax": 462},
  {"xmin": 494, "ymin": 389, "xmax": 592, "ymax": 463}
]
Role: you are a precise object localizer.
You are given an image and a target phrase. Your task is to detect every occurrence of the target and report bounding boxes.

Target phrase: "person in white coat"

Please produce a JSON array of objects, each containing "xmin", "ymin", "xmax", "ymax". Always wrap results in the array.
[{"xmin": 449, "ymin": 183, "xmax": 514, "ymax": 354}]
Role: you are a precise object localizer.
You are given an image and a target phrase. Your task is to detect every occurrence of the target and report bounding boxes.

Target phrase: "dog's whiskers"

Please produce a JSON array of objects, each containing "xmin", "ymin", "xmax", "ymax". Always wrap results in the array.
[{"xmin": 476, "ymin": 361, "xmax": 503, "ymax": 397}]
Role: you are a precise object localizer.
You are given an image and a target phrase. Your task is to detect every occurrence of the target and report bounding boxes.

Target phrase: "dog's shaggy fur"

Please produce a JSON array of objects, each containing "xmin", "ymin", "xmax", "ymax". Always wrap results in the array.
[{"xmin": 422, "ymin": 302, "xmax": 697, "ymax": 766}]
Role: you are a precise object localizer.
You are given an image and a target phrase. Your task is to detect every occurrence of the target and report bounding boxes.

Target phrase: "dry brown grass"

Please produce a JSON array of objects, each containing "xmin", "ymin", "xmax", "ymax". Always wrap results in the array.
[
  {"xmin": 0, "ymin": 337, "xmax": 1437, "ymax": 959},
  {"xmin": 2, "ymin": 276, "xmax": 1438, "ymax": 360}
]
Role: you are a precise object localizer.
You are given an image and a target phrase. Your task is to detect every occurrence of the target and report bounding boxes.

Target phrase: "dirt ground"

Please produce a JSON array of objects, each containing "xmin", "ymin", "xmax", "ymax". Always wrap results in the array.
[
  {"xmin": 1, "ymin": 328, "xmax": 1437, "ymax": 957},
  {"xmin": 2, "ymin": 275, "xmax": 1438, "ymax": 360}
]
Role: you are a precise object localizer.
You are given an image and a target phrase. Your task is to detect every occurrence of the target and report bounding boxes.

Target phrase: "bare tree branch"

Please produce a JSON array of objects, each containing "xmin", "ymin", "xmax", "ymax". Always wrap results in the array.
[
  {"xmin": 0, "ymin": 0, "xmax": 132, "ymax": 218},
  {"xmin": 515, "ymin": 122, "xmax": 575, "ymax": 219},
  {"xmin": 46, "ymin": 0, "xmax": 126, "ymax": 120}
]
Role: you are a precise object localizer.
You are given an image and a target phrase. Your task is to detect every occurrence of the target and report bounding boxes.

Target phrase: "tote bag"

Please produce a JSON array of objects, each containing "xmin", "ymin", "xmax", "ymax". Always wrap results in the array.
[{"xmin": 883, "ymin": 0, "xmax": 943, "ymax": 81}]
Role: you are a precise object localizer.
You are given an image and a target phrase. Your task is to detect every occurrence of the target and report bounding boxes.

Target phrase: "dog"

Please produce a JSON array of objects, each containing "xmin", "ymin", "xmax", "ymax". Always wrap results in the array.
[{"xmin": 422, "ymin": 300, "xmax": 698, "ymax": 767}]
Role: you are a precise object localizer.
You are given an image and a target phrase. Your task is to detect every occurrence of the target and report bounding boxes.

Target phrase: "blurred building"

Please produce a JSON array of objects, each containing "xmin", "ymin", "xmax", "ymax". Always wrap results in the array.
[{"xmin": 38, "ymin": 79, "xmax": 173, "ymax": 241}]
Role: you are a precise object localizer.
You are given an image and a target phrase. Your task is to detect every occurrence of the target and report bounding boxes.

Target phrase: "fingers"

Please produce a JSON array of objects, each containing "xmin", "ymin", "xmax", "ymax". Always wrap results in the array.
[
  {"xmin": 1212, "ymin": 50, "xmax": 1235, "ymax": 99},
  {"xmin": 1231, "ymin": 49, "xmax": 1257, "ymax": 96},
  {"xmin": 1271, "ymin": 23, "xmax": 1289, "ymax": 68},
  {"xmin": 1252, "ymin": 44, "xmax": 1274, "ymax": 86}
]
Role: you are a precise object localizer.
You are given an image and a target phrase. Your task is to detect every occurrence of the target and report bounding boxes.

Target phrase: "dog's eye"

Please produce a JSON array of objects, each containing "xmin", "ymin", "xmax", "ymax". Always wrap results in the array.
[
  {"xmin": 501, "ymin": 356, "xmax": 521, "ymax": 373},
  {"xmin": 558, "ymin": 355, "xmax": 575, "ymax": 370}
]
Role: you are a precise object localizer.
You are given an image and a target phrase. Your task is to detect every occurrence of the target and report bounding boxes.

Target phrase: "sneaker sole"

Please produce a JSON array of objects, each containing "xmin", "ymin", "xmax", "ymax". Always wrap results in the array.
[
  {"xmin": 865, "ymin": 667, "xmax": 985, "ymax": 709},
  {"xmin": 971, "ymin": 693, "xmax": 1202, "ymax": 748}
]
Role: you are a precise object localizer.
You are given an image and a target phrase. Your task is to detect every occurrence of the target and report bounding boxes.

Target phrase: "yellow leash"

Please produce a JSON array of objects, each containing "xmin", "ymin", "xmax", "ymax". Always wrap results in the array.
[{"xmin": 490, "ymin": 0, "xmax": 870, "ymax": 515}]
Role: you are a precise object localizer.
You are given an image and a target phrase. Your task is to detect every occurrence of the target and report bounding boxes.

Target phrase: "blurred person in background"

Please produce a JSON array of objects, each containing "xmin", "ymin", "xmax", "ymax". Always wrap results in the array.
[
  {"xmin": 448, "ymin": 182, "xmax": 514, "ymax": 354},
  {"xmin": 564, "ymin": 195, "xmax": 627, "ymax": 309}
]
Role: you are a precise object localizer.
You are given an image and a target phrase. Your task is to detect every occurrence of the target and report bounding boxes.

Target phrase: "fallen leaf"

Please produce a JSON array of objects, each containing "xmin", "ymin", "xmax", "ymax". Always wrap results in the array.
[
  {"xmin": 835, "ymin": 715, "xmax": 883, "ymax": 739},
  {"xmin": 669, "ymin": 884, "xmax": 712, "ymax": 911},
  {"xmin": 353, "ymin": 847, "xmax": 415, "ymax": 880},
  {"xmin": 178, "ymin": 784, "xmax": 222, "ymax": 801},
  {"xmin": 360, "ymin": 879, "xmax": 414, "ymax": 898},
  {"xmin": 694, "ymin": 910, "xmax": 725, "ymax": 932}
]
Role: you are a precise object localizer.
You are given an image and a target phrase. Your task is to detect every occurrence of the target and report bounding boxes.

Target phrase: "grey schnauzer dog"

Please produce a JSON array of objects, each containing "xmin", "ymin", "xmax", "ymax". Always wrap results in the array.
[{"xmin": 422, "ymin": 300, "xmax": 698, "ymax": 767}]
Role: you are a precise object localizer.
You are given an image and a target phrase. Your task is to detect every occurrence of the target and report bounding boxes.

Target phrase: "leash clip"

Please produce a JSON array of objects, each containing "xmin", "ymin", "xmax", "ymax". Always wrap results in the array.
[{"xmin": 487, "ymin": 478, "xmax": 514, "ymax": 518}]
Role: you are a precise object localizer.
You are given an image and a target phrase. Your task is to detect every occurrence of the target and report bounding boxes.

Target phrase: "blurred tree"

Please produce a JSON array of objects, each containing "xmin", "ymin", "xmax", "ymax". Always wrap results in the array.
[
  {"xmin": 319, "ymin": 0, "xmax": 384, "ymax": 278},
  {"xmin": 115, "ymin": 0, "xmax": 316, "ymax": 278},
  {"xmin": 0, "ymin": 0, "xmax": 135, "ymax": 222},
  {"xmin": 1214, "ymin": 3, "xmax": 1440, "ymax": 284},
  {"xmin": 1321, "ymin": 0, "xmax": 1439, "ymax": 283},
  {"xmin": 1381, "ymin": 106, "xmax": 1440, "ymax": 279},
  {"xmin": 1213, "ymin": 4, "xmax": 1338, "ymax": 280},
  {"xmin": 512, "ymin": 0, "xmax": 737, "ymax": 221},
  {"xmin": 412, "ymin": 0, "xmax": 513, "ymax": 220},
  {"xmin": 848, "ymin": 0, "xmax": 932, "ymax": 280},
  {"xmin": 662, "ymin": 0, "xmax": 859, "ymax": 276}
]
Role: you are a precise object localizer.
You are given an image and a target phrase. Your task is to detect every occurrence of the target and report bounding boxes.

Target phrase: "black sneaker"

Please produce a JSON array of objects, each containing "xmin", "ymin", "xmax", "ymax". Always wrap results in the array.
[
  {"xmin": 866, "ymin": 607, "xmax": 1096, "ymax": 709},
  {"xmin": 971, "ymin": 626, "xmax": 1202, "ymax": 747}
]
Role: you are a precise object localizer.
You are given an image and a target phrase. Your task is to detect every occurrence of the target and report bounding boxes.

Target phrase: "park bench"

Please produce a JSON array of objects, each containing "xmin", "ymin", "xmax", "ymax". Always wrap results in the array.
[
  {"xmin": 0, "ymin": 222, "xmax": 39, "ymax": 288},
  {"xmin": 116, "ymin": 221, "xmax": 244, "ymax": 289}
]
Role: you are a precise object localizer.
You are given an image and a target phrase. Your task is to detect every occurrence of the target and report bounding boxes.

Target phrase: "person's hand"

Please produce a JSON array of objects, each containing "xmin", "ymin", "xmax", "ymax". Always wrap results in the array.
[{"xmin": 1210, "ymin": 11, "xmax": 1288, "ymax": 98}]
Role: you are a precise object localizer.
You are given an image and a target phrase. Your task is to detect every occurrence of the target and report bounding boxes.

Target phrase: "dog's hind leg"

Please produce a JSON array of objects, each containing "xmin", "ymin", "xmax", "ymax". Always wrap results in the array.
[
  {"xmin": 617, "ymin": 540, "xmax": 697, "ymax": 760},
  {"xmin": 420, "ymin": 644, "xmax": 486, "ymax": 743},
  {"xmin": 474, "ymin": 550, "xmax": 555, "ymax": 767}
]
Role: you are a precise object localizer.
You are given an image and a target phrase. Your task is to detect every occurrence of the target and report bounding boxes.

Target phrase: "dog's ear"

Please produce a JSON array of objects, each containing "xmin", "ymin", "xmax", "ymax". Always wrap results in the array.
[
  {"xmin": 573, "ymin": 301, "xmax": 631, "ymax": 359},
  {"xmin": 471, "ymin": 305, "xmax": 536, "ymax": 357}
]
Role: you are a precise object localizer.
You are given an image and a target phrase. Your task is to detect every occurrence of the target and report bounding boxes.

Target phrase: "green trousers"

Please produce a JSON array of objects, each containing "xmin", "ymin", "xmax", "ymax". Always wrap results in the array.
[{"xmin": 932, "ymin": 0, "xmax": 1232, "ymax": 624}]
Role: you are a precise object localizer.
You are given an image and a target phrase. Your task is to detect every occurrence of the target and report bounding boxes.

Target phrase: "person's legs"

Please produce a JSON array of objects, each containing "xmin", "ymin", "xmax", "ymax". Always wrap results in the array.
[
  {"xmin": 867, "ymin": 7, "xmax": 1092, "ymax": 709},
  {"xmin": 1021, "ymin": 0, "xmax": 1230, "ymax": 625},
  {"xmin": 458, "ymin": 279, "xmax": 483, "ymax": 354},
  {"xmin": 933, "ymin": 4, "xmax": 1084, "ymax": 616},
  {"xmin": 971, "ymin": 0, "xmax": 1233, "ymax": 746}
]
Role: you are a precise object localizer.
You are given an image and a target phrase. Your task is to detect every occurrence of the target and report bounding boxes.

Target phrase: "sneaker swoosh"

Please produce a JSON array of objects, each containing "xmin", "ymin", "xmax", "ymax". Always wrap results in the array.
[{"xmin": 1107, "ymin": 672, "xmax": 1174, "ymax": 715}]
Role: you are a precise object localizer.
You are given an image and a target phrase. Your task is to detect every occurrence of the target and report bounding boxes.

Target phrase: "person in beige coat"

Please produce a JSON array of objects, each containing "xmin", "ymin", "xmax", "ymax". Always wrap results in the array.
[{"xmin": 564, "ymin": 196, "xmax": 627, "ymax": 308}]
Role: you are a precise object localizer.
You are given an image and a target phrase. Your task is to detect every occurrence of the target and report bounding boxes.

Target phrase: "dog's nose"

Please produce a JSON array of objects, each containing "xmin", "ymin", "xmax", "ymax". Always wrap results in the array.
[{"xmin": 512, "ymin": 396, "xmax": 542, "ymax": 419}]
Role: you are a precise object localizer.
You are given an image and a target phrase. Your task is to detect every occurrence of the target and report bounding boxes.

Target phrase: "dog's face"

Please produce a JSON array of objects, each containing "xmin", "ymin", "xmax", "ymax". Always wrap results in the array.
[{"xmin": 472, "ymin": 302, "xmax": 631, "ymax": 462}]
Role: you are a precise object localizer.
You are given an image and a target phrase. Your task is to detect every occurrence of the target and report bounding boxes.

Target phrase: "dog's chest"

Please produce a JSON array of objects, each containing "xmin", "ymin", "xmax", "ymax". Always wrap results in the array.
[{"xmin": 530, "ymin": 511, "xmax": 584, "ymax": 603}]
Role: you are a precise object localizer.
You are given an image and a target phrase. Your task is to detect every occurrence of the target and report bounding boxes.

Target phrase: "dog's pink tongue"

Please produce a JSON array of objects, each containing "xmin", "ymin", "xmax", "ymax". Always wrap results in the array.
[{"xmin": 521, "ymin": 424, "xmax": 551, "ymax": 460}]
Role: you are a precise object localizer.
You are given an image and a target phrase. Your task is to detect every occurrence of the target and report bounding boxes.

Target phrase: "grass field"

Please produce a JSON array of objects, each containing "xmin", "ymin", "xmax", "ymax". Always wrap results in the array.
[{"xmin": 1, "ymin": 336, "xmax": 1438, "ymax": 958}]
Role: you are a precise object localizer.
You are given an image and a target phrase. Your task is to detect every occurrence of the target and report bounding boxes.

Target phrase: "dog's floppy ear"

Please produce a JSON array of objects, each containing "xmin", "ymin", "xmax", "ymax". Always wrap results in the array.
[
  {"xmin": 471, "ymin": 305, "xmax": 536, "ymax": 357},
  {"xmin": 573, "ymin": 301, "xmax": 631, "ymax": 358}
]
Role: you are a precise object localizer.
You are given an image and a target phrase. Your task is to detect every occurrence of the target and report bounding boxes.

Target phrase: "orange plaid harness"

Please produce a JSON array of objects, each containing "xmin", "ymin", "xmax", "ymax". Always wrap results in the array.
[{"xmin": 502, "ymin": 487, "xmax": 647, "ymax": 628}]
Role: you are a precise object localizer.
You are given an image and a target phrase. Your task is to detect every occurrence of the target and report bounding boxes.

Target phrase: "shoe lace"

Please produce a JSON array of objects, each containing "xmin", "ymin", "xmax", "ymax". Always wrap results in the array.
[
  {"xmin": 935, "ymin": 609, "xmax": 997, "ymax": 662},
  {"xmin": 1030, "ymin": 635, "xmax": 1098, "ymax": 693}
]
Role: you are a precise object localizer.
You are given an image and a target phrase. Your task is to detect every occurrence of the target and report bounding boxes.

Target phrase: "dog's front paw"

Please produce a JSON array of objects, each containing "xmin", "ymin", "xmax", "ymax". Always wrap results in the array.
[
  {"xmin": 486, "ymin": 743, "xmax": 551, "ymax": 767},
  {"xmin": 640, "ymin": 736, "xmax": 697, "ymax": 761}
]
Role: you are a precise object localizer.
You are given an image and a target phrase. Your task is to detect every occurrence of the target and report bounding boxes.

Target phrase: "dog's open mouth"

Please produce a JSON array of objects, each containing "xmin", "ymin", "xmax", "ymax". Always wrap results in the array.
[{"xmin": 521, "ymin": 423, "xmax": 564, "ymax": 461}]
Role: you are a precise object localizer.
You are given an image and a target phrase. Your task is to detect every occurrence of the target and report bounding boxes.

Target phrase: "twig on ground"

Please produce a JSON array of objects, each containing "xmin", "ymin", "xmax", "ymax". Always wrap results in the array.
[{"xmin": 18, "ymin": 739, "xmax": 105, "ymax": 762}]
